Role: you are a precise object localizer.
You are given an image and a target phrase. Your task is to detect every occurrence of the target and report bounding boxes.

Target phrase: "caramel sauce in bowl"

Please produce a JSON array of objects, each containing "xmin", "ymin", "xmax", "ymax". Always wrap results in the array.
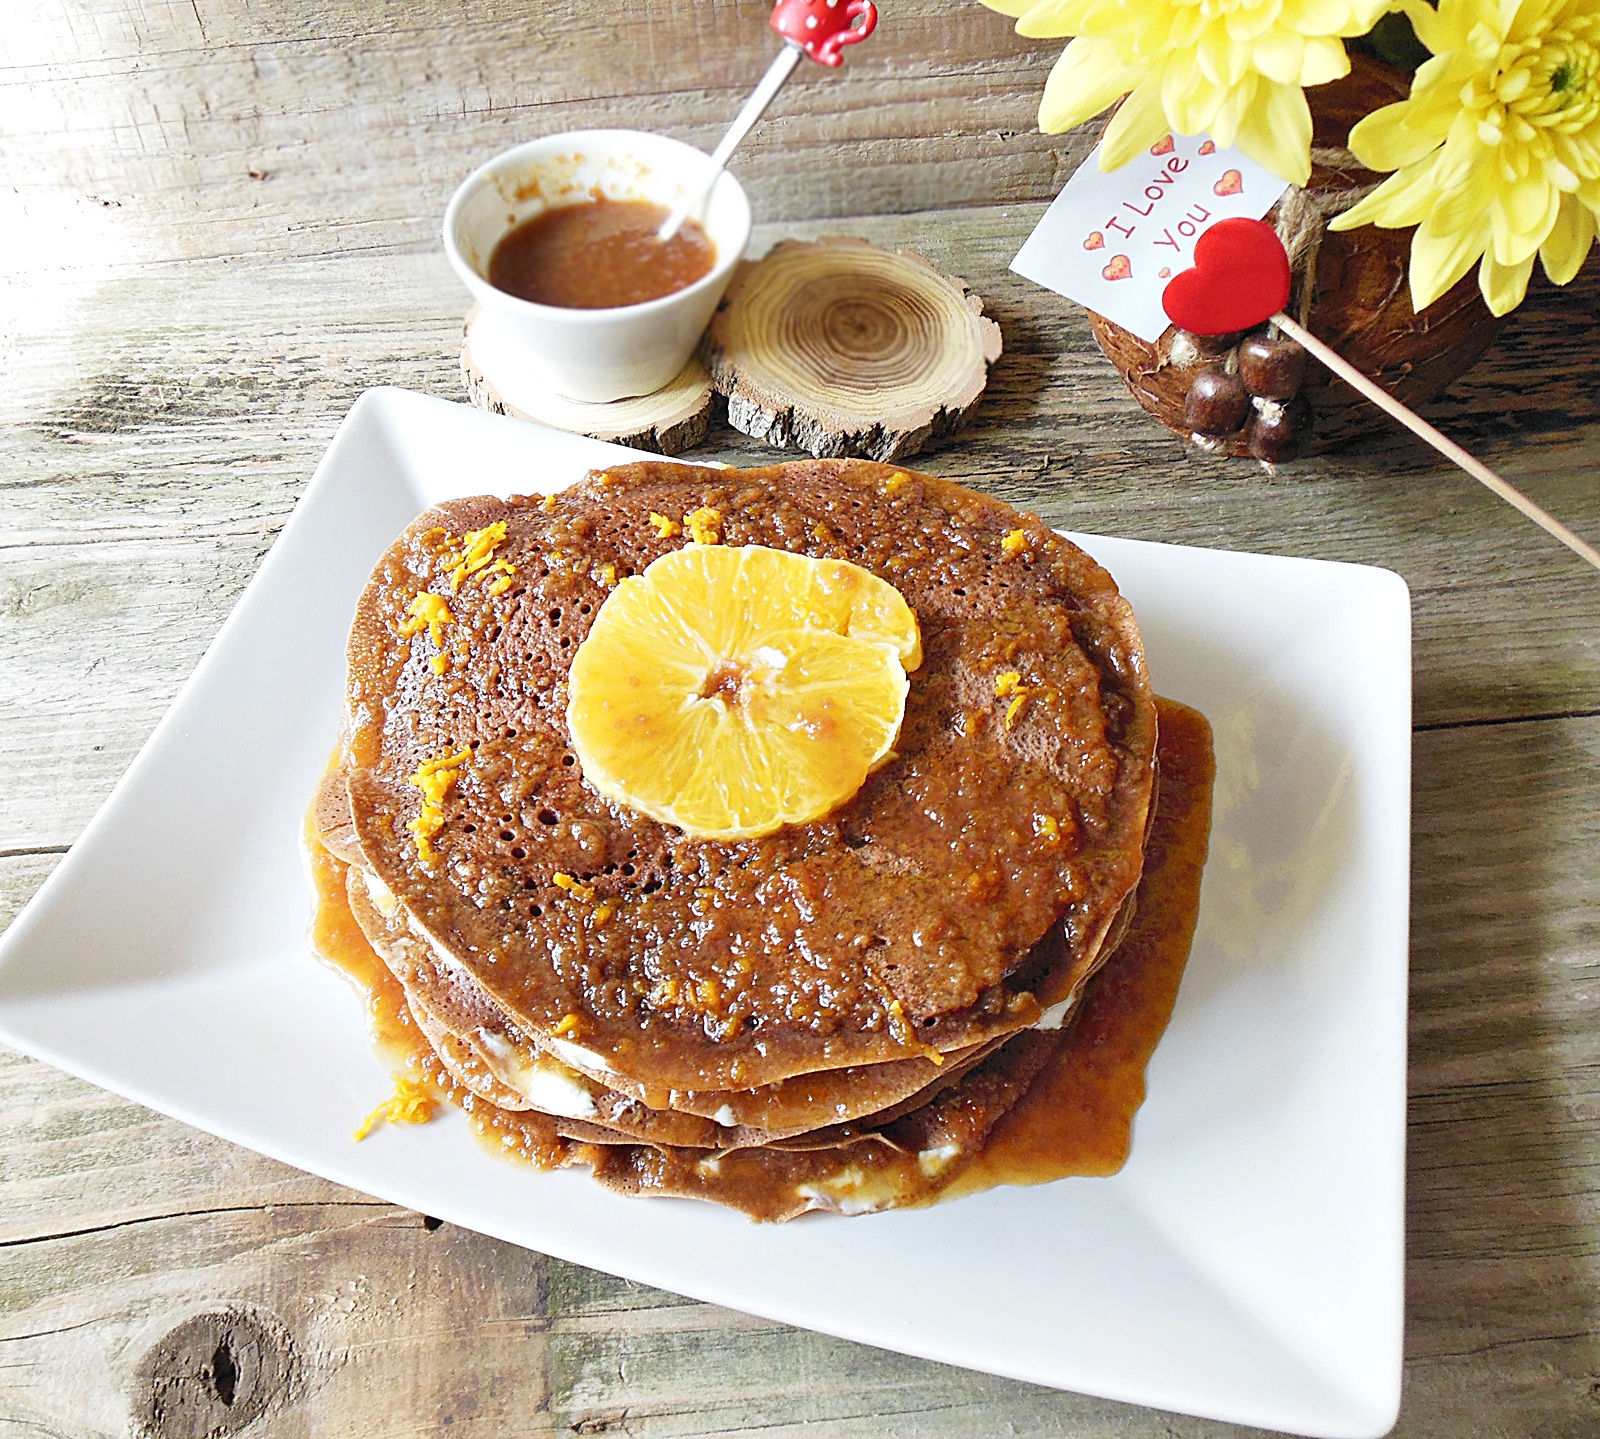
[
  {"xmin": 443, "ymin": 130, "xmax": 750, "ymax": 403},
  {"xmin": 488, "ymin": 198, "xmax": 715, "ymax": 311}
]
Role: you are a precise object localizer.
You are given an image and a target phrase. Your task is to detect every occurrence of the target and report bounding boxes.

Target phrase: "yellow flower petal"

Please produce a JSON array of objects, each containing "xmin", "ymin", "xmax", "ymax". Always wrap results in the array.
[
  {"xmin": 1491, "ymin": 176, "xmax": 1561, "ymax": 265},
  {"xmin": 1540, "ymin": 195, "xmax": 1598, "ymax": 284},
  {"xmin": 1206, "ymin": 74, "xmax": 1257, "ymax": 150},
  {"xmin": 1478, "ymin": 251, "xmax": 1536, "ymax": 315},
  {"xmin": 1298, "ymin": 35, "xmax": 1352, "ymax": 86},
  {"xmin": 1546, "ymin": 158, "xmax": 1580, "ymax": 194},
  {"xmin": 1345, "ymin": 0, "xmax": 1395, "ymax": 34},
  {"xmin": 1167, "ymin": 5, "xmax": 1208, "ymax": 48},
  {"xmin": 1348, "ymin": 101, "xmax": 1448, "ymax": 172},
  {"xmin": 1400, "ymin": 0, "xmax": 1458, "ymax": 53},
  {"xmin": 1163, "ymin": 54, "xmax": 1220, "ymax": 132},
  {"xmin": 1253, "ymin": 28, "xmax": 1308, "ymax": 86},
  {"xmin": 1039, "ymin": 39, "xmax": 1138, "ymax": 134},
  {"xmin": 1199, "ymin": 24, "xmax": 1249, "ymax": 87},
  {"xmin": 1512, "ymin": 0, "xmax": 1568, "ymax": 41},
  {"xmin": 1232, "ymin": 79, "xmax": 1314, "ymax": 184},
  {"xmin": 1331, "ymin": 157, "xmax": 1446, "ymax": 230},
  {"xmin": 1015, "ymin": 0, "xmax": 1101, "ymax": 38},
  {"xmin": 1226, "ymin": 5, "xmax": 1280, "ymax": 44},
  {"xmin": 1287, "ymin": 0, "xmax": 1354, "ymax": 31},
  {"xmin": 1099, "ymin": 76, "xmax": 1172, "ymax": 170},
  {"xmin": 1410, "ymin": 211, "xmax": 1492, "ymax": 310}
]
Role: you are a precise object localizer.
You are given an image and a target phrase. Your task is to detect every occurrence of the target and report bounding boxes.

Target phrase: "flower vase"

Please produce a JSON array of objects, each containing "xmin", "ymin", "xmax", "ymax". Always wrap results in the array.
[{"xmin": 1087, "ymin": 57, "xmax": 1507, "ymax": 458}]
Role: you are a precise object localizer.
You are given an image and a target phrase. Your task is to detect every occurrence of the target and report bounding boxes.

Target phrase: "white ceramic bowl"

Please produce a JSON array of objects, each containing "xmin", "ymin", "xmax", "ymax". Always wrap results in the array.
[{"xmin": 443, "ymin": 130, "xmax": 751, "ymax": 404}]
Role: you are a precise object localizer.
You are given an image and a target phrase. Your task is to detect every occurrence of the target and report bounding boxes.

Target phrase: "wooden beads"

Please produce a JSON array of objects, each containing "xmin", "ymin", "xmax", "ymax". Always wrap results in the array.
[{"xmin": 1178, "ymin": 325, "xmax": 1313, "ymax": 464}]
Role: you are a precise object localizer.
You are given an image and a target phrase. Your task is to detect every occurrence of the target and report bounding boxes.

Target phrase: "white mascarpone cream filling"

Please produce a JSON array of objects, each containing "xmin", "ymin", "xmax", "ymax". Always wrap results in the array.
[
  {"xmin": 1033, "ymin": 995, "xmax": 1074, "ymax": 1031},
  {"xmin": 359, "ymin": 865, "xmax": 614, "ymax": 1123},
  {"xmin": 546, "ymin": 1035, "xmax": 617, "ymax": 1077},
  {"xmin": 796, "ymin": 1164, "xmax": 906, "ymax": 1216},
  {"xmin": 476, "ymin": 1028, "xmax": 599, "ymax": 1120},
  {"xmin": 916, "ymin": 1142, "xmax": 962, "ymax": 1177},
  {"xmin": 1034, "ymin": 976, "xmax": 1091, "ymax": 1031},
  {"xmin": 362, "ymin": 869, "xmax": 399, "ymax": 917},
  {"xmin": 402, "ymin": 909, "xmax": 475, "ymax": 980}
]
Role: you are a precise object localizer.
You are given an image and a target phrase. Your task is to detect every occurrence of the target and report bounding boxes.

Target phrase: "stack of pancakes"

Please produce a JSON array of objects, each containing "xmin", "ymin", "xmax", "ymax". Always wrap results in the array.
[{"xmin": 313, "ymin": 458, "xmax": 1159, "ymax": 1219}]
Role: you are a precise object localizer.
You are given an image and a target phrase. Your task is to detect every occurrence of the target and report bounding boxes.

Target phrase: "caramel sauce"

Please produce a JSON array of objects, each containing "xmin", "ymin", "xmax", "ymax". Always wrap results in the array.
[
  {"xmin": 304, "ymin": 697, "xmax": 1214, "ymax": 1206},
  {"xmin": 305, "ymin": 812, "xmax": 573, "ymax": 1167},
  {"xmin": 942, "ymin": 697, "xmax": 1214, "ymax": 1197},
  {"xmin": 304, "ymin": 815, "xmax": 431, "ymax": 1072},
  {"xmin": 487, "ymin": 198, "xmax": 715, "ymax": 310}
]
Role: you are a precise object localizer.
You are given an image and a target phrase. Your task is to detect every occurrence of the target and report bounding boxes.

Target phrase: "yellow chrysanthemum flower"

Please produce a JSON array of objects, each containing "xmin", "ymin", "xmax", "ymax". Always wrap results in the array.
[
  {"xmin": 1329, "ymin": 0, "xmax": 1600, "ymax": 315},
  {"xmin": 982, "ymin": 0, "xmax": 1390, "ymax": 183}
]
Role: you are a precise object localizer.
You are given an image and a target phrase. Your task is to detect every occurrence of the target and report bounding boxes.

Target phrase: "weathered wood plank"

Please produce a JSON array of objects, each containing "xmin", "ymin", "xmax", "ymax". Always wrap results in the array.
[
  {"xmin": 0, "ymin": 714, "xmax": 1595, "ymax": 1436},
  {"xmin": 0, "ymin": 537, "xmax": 268, "ymax": 850},
  {"xmin": 3, "ymin": 0, "xmax": 1064, "ymax": 271},
  {"xmin": 0, "ymin": 1195, "xmax": 555, "ymax": 1439}
]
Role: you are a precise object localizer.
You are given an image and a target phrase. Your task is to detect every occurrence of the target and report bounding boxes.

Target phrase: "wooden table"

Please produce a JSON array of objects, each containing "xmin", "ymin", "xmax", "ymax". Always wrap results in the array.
[{"xmin": 4, "ymin": 3, "xmax": 1598, "ymax": 1435}]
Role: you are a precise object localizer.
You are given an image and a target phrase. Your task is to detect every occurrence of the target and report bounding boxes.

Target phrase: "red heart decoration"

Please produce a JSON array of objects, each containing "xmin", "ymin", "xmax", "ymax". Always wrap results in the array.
[{"xmin": 1161, "ymin": 217, "xmax": 1290, "ymax": 336}]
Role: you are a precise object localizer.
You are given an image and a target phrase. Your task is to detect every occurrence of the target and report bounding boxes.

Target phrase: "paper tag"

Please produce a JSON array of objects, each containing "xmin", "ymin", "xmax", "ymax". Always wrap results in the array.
[{"xmin": 1011, "ymin": 135, "xmax": 1290, "ymax": 343}]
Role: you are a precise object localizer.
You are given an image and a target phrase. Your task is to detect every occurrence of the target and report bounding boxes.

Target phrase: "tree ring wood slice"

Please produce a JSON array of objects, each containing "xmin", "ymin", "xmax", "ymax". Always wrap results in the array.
[
  {"xmin": 702, "ymin": 237, "xmax": 1002, "ymax": 462},
  {"xmin": 460, "ymin": 306, "xmax": 713, "ymax": 456}
]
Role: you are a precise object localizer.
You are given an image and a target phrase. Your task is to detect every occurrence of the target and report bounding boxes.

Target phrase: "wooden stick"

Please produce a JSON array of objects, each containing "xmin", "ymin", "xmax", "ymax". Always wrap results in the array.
[{"xmin": 1272, "ymin": 312, "xmax": 1600, "ymax": 573}]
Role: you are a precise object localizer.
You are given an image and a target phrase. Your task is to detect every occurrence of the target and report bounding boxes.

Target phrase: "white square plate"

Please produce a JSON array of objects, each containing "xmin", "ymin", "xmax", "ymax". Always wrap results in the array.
[{"xmin": 0, "ymin": 390, "xmax": 1409, "ymax": 1438}]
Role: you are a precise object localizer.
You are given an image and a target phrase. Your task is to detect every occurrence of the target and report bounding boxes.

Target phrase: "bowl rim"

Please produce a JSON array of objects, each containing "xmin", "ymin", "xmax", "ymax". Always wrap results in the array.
[{"xmin": 441, "ymin": 128, "xmax": 752, "ymax": 321}]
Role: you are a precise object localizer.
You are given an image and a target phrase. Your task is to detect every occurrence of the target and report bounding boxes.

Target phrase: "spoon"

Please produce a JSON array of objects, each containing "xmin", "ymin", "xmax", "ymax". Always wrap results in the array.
[{"xmin": 657, "ymin": 0, "xmax": 879, "ymax": 244}]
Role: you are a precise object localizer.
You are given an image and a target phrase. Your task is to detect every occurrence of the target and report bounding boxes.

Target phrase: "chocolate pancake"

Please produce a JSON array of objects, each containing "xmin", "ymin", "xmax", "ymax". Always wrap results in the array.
[
  {"xmin": 343, "ymin": 460, "xmax": 1158, "ymax": 1092},
  {"xmin": 578, "ymin": 1030, "xmax": 1065, "ymax": 1221},
  {"xmin": 343, "ymin": 853, "xmax": 1018, "ymax": 1145},
  {"xmin": 327, "ymin": 750, "xmax": 1104, "ymax": 1142},
  {"xmin": 329, "ymin": 755, "xmax": 1083, "ymax": 1129},
  {"xmin": 312, "ymin": 758, "xmax": 361, "ymax": 866}
]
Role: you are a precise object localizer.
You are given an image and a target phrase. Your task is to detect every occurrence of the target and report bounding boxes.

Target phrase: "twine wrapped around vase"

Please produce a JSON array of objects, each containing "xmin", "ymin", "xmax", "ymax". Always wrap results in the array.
[{"xmin": 1274, "ymin": 149, "xmax": 1379, "ymax": 326}]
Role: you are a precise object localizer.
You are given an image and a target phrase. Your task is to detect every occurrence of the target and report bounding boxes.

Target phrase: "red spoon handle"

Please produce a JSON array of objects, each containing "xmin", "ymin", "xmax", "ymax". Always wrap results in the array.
[{"xmin": 770, "ymin": 0, "xmax": 878, "ymax": 67}]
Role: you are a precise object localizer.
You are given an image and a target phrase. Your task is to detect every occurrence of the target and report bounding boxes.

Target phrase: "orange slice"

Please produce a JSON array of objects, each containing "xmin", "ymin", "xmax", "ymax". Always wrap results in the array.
[{"xmin": 567, "ymin": 544, "xmax": 921, "ymax": 840}]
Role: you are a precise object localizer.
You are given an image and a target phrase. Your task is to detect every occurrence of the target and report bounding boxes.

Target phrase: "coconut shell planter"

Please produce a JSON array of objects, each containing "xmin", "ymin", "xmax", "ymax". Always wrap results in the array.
[{"xmin": 1088, "ymin": 58, "xmax": 1505, "ymax": 461}]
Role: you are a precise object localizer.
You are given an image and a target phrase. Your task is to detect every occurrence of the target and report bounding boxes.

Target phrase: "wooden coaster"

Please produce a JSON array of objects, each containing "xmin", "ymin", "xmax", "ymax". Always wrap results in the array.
[
  {"xmin": 460, "ymin": 306, "xmax": 714, "ymax": 456},
  {"xmin": 702, "ymin": 237, "xmax": 1002, "ymax": 462}
]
